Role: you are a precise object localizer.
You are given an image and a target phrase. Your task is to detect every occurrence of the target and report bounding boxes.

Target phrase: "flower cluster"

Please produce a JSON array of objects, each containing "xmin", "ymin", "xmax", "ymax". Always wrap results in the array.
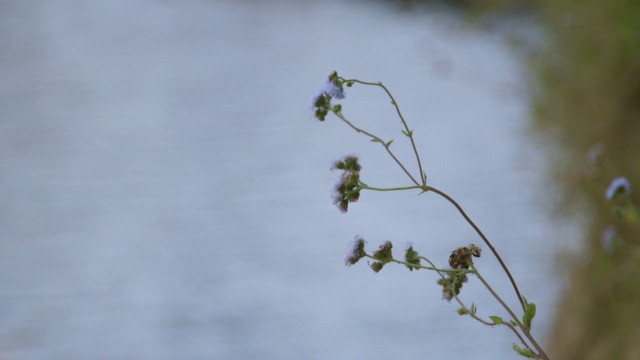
[
  {"xmin": 370, "ymin": 241, "xmax": 393, "ymax": 273},
  {"xmin": 405, "ymin": 242, "xmax": 421, "ymax": 271},
  {"xmin": 344, "ymin": 236, "xmax": 367, "ymax": 266},
  {"xmin": 437, "ymin": 272, "xmax": 469, "ymax": 302},
  {"xmin": 310, "ymin": 71, "xmax": 346, "ymax": 121},
  {"xmin": 448, "ymin": 244, "xmax": 482, "ymax": 270},
  {"xmin": 437, "ymin": 244, "xmax": 482, "ymax": 301},
  {"xmin": 332, "ymin": 156, "xmax": 362, "ymax": 213}
]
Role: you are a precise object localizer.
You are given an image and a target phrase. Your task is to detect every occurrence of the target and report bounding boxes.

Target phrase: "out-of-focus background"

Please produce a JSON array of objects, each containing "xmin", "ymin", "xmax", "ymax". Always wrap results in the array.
[{"xmin": 1, "ymin": 0, "xmax": 638, "ymax": 359}]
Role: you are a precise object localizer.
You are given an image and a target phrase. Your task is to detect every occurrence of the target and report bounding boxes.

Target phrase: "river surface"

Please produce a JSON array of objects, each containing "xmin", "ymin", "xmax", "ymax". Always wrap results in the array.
[{"xmin": 0, "ymin": 1, "xmax": 559, "ymax": 359}]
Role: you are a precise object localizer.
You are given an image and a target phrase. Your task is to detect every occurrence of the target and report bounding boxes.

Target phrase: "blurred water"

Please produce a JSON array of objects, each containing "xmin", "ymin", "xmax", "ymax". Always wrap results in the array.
[{"xmin": 0, "ymin": 1, "xmax": 558, "ymax": 359}]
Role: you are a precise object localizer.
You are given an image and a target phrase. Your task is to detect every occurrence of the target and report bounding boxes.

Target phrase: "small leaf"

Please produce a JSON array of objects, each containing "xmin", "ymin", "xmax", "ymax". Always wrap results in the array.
[
  {"xmin": 457, "ymin": 307, "xmax": 468, "ymax": 316},
  {"xmin": 386, "ymin": 139, "xmax": 394, "ymax": 147},
  {"xmin": 512, "ymin": 344, "xmax": 536, "ymax": 358},
  {"xmin": 522, "ymin": 298, "xmax": 537, "ymax": 328},
  {"xmin": 509, "ymin": 320, "xmax": 517, "ymax": 327},
  {"xmin": 489, "ymin": 316, "xmax": 503, "ymax": 325},
  {"xmin": 370, "ymin": 139, "xmax": 380, "ymax": 143},
  {"xmin": 470, "ymin": 303, "xmax": 477, "ymax": 316},
  {"xmin": 401, "ymin": 129, "xmax": 413, "ymax": 137}
]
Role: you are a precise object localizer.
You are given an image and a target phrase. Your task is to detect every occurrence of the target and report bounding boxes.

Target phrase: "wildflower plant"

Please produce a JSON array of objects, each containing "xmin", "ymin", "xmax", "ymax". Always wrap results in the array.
[{"xmin": 310, "ymin": 71, "xmax": 550, "ymax": 359}]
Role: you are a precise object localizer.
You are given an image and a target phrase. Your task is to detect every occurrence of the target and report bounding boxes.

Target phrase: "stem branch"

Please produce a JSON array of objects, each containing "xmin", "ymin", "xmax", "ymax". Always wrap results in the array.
[
  {"xmin": 332, "ymin": 109, "xmax": 421, "ymax": 186},
  {"xmin": 425, "ymin": 185, "xmax": 527, "ymax": 313},
  {"xmin": 342, "ymin": 78, "xmax": 426, "ymax": 184}
]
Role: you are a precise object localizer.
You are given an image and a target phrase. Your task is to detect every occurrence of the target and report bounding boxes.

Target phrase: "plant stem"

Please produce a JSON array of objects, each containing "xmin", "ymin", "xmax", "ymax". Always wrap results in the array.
[
  {"xmin": 368, "ymin": 255, "xmax": 472, "ymax": 274},
  {"xmin": 471, "ymin": 265, "xmax": 549, "ymax": 360},
  {"xmin": 360, "ymin": 185, "xmax": 423, "ymax": 192},
  {"xmin": 332, "ymin": 109, "xmax": 421, "ymax": 186},
  {"xmin": 424, "ymin": 185, "xmax": 527, "ymax": 314},
  {"xmin": 422, "ymin": 257, "xmax": 535, "ymax": 356},
  {"xmin": 342, "ymin": 78, "xmax": 426, "ymax": 184}
]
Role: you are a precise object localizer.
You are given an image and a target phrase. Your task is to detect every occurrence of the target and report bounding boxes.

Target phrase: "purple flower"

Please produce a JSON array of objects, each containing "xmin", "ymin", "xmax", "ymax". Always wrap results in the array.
[
  {"xmin": 344, "ymin": 237, "xmax": 366, "ymax": 266},
  {"xmin": 606, "ymin": 177, "xmax": 631, "ymax": 200},
  {"xmin": 321, "ymin": 79, "xmax": 345, "ymax": 100},
  {"xmin": 310, "ymin": 80, "xmax": 345, "ymax": 107},
  {"xmin": 310, "ymin": 73, "xmax": 346, "ymax": 121}
]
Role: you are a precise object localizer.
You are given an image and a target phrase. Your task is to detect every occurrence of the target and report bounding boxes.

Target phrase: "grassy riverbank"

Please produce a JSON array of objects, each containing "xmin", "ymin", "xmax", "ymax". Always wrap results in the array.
[
  {"xmin": 388, "ymin": 0, "xmax": 640, "ymax": 357},
  {"xmin": 532, "ymin": 1, "xmax": 640, "ymax": 359},
  {"xmin": 467, "ymin": 0, "xmax": 640, "ymax": 357},
  {"xmin": 466, "ymin": 0, "xmax": 640, "ymax": 357}
]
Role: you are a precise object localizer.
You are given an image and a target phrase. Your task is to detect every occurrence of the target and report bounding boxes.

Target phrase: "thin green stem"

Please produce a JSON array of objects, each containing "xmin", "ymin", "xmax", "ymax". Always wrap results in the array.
[
  {"xmin": 470, "ymin": 265, "xmax": 524, "ymax": 329},
  {"xmin": 424, "ymin": 185, "xmax": 527, "ymax": 314},
  {"xmin": 360, "ymin": 184, "xmax": 423, "ymax": 192},
  {"xmin": 331, "ymin": 109, "xmax": 421, "ymax": 186},
  {"xmin": 471, "ymin": 265, "xmax": 549, "ymax": 360},
  {"xmin": 502, "ymin": 322, "xmax": 536, "ymax": 357},
  {"xmin": 341, "ymin": 78, "xmax": 426, "ymax": 185},
  {"xmin": 422, "ymin": 257, "xmax": 535, "ymax": 355},
  {"xmin": 365, "ymin": 254, "xmax": 471, "ymax": 274}
]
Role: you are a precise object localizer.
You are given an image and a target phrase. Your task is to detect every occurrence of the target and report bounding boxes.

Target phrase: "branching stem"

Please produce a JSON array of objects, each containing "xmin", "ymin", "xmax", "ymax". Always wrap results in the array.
[
  {"xmin": 331, "ymin": 109, "xmax": 421, "ymax": 186},
  {"xmin": 424, "ymin": 185, "xmax": 527, "ymax": 314},
  {"xmin": 341, "ymin": 78, "xmax": 426, "ymax": 184},
  {"xmin": 471, "ymin": 265, "xmax": 549, "ymax": 360},
  {"xmin": 323, "ymin": 73, "xmax": 549, "ymax": 359},
  {"xmin": 421, "ymin": 257, "xmax": 535, "ymax": 356}
]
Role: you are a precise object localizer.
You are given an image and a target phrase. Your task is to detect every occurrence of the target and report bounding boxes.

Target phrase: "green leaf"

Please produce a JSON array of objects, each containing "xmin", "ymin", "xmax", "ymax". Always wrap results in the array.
[
  {"xmin": 456, "ymin": 307, "xmax": 468, "ymax": 316},
  {"xmin": 512, "ymin": 344, "xmax": 536, "ymax": 358},
  {"xmin": 401, "ymin": 129, "xmax": 413, "ymax": 137},
  {"xmin": 522, "ymin": 298, "xmax": 537, "ymax": 328},
  {"xmin": 470, "ymin": 303, "xmax": 477, "ymax": 316},
  {"xmin": 385, "ymin": 140, "xmax": 394, "ymax": 147},
  {"xmin": 489, "ymin": 316, "xmax": 503, "ymax": 325},
  {"xmin": 370, "ymin": 139, "xmax": 380, "ymax": 143}
]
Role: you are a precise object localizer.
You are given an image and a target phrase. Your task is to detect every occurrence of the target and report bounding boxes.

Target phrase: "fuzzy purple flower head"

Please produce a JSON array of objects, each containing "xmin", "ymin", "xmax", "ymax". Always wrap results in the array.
[
  {"xmin": 606, "ymin": 177, "xmax": 631, "ymax": 201},
  {"xmin": 344, "ymin": 236, "xmax": 366, "ymax": 266},
  {"xmin": 310, "ymin": 72, "xmax": 346, "ymax": 121}
]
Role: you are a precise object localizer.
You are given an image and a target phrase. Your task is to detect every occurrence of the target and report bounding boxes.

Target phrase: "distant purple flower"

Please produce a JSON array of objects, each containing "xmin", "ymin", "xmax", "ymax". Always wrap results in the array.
[
  {"xmin": 586, "ymin": 143, "xmax": 604, "ymax": 165},
  {"xmin": 606, "ymin": 177, "xmax": 631, "ymax": 200}
]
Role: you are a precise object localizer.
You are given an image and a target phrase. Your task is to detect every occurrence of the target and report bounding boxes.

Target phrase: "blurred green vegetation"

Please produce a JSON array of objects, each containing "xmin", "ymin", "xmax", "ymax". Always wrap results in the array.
[
  {"xmin": 454, "ymin": 0, "xmax": 640, "ymax": 358},
  {"xmin": 533, "ymin": 1, "xmax": 640, "ymax": 359},
  {"xmin": 382, "ymin": 0, "xmax": 640, "ymax": 358}
]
